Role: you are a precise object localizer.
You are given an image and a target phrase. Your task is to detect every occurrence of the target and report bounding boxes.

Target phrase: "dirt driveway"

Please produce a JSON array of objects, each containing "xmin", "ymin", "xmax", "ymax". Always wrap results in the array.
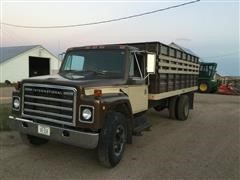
[{"xmin": 0, "ymin": 94, "xmax": 239, "ymax": 179}]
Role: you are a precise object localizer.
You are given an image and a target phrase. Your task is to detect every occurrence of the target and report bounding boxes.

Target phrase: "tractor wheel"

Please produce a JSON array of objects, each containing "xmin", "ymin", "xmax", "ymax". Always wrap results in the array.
[{"xmin": 198, "ymin": 82, "xmax": 209, "ymax": 93}]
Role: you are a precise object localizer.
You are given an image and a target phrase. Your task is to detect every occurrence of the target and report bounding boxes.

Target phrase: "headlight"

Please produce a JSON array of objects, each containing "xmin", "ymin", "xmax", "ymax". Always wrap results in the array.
[
  {"xmin": 82, "ymin": 108, "xmax": 92, "ymax": 120},
  {"xmin": 13, "ymin": 97, "xmax": 20, "ymax": 110},
  {"xmin": 80, "ymin": 105, "xmax": 94, "ymax": 123}
]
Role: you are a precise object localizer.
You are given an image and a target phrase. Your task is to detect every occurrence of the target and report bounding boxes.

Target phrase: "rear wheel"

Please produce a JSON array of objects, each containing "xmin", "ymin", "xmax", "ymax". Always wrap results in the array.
[
  {"xmin": 20, "ymin": 133, "xmax": 49, "ymax": 146},
  {"xmin": 97, "ymin": 111, "xmax": 127, "ymax": 168},
  {"xmin": 176, "ymin": 95, "xmax": 190, "ymax": 121},
  {"xmin": 168, "ymin": 96, "xmax": 178, "ymax": 119}
]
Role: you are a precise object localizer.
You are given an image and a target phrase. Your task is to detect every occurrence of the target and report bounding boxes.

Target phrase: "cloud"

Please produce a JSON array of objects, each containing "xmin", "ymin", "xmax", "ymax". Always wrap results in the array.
[{"xmin": 175, "ymin": 38, "xmax": 192, "ymax": 42}]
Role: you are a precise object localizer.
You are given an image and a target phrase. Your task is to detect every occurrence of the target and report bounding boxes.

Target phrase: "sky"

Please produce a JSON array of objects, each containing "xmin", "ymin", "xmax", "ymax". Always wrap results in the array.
[{"xmin": 0, "ymin": 0, "xmax": 239, "ymax": 76}]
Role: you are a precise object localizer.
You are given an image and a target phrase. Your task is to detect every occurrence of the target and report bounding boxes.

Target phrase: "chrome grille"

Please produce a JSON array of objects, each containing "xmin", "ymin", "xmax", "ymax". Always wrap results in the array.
[{"xmin": 22, "ymin": 83, "xmax": 77, "ymax": 126}]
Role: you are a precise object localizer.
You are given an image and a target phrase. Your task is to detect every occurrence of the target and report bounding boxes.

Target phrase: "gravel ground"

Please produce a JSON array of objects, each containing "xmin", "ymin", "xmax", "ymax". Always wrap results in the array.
[{"xmin": 0, "ymin": 93, "xmax": 239, "ymax": 180}]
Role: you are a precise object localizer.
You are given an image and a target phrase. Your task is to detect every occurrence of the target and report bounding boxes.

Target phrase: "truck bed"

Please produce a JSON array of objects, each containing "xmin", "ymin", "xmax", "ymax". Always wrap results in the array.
[{"xmin": 120, "ymin": 41, "xmax": 199, "ymax": 96}]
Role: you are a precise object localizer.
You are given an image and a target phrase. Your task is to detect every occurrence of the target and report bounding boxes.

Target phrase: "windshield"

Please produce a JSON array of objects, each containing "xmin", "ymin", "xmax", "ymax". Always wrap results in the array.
[{"xmin": 60, "ymin": 49, "xmax": 126, "ymax": 79}]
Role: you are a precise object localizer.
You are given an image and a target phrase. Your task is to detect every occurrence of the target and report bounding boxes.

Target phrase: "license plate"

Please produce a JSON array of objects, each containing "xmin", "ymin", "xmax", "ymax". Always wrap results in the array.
[{"xmin": 38, "ymin": 124, "xmax": 50, "ymax": 136}]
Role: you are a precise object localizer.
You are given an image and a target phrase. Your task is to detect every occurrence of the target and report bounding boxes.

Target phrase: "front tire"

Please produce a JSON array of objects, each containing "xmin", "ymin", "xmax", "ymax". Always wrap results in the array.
[
  {"xmin": 20, "ymin": 133, "xmax": 49, "ymax": 146},
  {"xmin": 97, "ymin": 111, "xmax": 127, "ymax": 168}
]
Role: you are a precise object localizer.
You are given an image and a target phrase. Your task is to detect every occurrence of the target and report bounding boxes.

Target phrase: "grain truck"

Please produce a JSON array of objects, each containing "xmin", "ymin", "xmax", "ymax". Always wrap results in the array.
[{"xmin": 9, "ymin": 41, "xmax": 199, "ymax": 167}]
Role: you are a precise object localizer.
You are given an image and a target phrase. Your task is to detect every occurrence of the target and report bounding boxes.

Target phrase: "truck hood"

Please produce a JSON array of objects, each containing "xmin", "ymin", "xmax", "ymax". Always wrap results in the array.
[{"xmin": 22, "ymin": 74, "xmax": 127, "ymax": 88}]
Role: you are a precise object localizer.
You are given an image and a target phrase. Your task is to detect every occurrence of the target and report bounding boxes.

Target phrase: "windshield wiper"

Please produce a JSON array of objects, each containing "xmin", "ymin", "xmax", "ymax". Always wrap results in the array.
[
  {"xmin": 61, "ymin": 70, "xmax": 94, "ymax": 75},
  {"xmin": 60, "ymin": 70, "xmax": 79, "ymax": 74},
  {"xmin": 60, "ymin": 70, "xmax": 121, "ymax": 79},
  {"xmin": 93, "ymin": 70, "xmax": 121, "ymax": 75}
]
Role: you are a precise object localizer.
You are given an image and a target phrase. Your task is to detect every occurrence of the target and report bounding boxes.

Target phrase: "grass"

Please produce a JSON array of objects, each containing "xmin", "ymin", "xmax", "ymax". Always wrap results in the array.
[
  {"xmin": 0, "ymin": 83, "xmax": 9, "ymax": 87},
  {"xmin": 0, "ymin": 83, "xmax": 15, "ymax": 87},
  {"xmin": 0, "ymin": 104, "xmax": 11, "ymax": 131}
]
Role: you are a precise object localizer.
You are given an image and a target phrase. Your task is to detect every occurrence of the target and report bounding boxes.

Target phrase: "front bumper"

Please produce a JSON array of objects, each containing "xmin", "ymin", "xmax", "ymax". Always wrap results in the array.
[{"xmin": 9, "ymin": 116, "xmax": 99, "ymax": 149}]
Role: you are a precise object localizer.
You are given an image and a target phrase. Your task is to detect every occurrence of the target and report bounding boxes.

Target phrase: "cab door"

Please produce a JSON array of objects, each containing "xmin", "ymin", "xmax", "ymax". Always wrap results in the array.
[
  {"xmin": 126, "ymin": 52, "xmax": 148, "ymax": 114},
  {"xmin": 127, "ymin": 84, "xmax": 148, "ymax": 114}
]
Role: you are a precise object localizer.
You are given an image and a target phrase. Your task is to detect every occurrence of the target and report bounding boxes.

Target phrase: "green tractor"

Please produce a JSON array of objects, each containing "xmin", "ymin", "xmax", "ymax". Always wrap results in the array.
[{"xmin": 198, "ymin": 62, "xmax": 218, "ymax": 93}]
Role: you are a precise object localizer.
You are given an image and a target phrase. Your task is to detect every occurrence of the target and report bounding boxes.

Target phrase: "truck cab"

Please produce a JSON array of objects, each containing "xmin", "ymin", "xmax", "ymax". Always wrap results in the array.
[{"xmin": 9, "ymin": 42, "xmax": 199, "ymax": 167}]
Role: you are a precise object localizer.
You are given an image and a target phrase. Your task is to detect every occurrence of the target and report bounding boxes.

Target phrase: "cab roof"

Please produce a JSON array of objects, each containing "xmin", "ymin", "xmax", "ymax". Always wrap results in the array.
[{"xmin": 67, "ymin": 45, "xmax": 138, "ymax": 52}]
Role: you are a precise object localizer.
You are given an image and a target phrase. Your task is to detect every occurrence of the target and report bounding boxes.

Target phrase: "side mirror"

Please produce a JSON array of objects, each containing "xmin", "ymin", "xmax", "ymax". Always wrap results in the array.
[{"xmin": 147, "ymin": 54, "xmax": 156, "ymax": 74}]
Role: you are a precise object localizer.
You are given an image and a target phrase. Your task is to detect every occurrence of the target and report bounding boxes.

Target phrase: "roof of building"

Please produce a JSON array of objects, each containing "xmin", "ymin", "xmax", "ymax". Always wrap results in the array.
[
  {"xmin": 200, "ymin": 62, "xmax": 217, "ymax": 66},
  {"xmin": 0, "ymin": 45, "xmax": 39, "ymax": 64},
  {"xmin": 169, "ymin": 42, "xmax": 198, "ymax": 57}
]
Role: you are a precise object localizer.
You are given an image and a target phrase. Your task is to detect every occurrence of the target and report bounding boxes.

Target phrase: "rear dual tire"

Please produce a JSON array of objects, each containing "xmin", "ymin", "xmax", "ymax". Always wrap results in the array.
[
  {"xmin": 176, "ymin": 95, "xmax": 190, "ymax": 121},
  {"xmin": 168, "ymin": 95, "xmax": 190, "ymax": 121}
]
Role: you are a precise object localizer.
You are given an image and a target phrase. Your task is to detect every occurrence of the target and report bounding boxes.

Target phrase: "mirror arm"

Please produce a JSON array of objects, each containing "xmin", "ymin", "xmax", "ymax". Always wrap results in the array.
[
  {"xmin": 144, "ymin": 73, "xmax": 150, "ymax": 80},
  {"xmin": 144, "ymin": 73, "xmax": 152, "ymax": 86},
  {"xmin": 133, "ymin": 52, "xmax": 143, "ymax": 79}
]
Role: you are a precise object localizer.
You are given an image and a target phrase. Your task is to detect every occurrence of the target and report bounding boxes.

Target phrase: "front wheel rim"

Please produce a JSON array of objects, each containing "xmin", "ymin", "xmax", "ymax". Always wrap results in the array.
[{"xmin": 113, "ymin": 125, "xmax": 126, "ymax": 157}]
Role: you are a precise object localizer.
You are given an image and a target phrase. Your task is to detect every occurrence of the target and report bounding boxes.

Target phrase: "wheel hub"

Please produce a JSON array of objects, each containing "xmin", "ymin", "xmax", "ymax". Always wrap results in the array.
[
  {"xmin": 113, "ymin": 125, "xmax": 126, "ymax": 156},
  {"xmin": 200, "ymin": 83, "xmax": 208, "ymax": 92}
]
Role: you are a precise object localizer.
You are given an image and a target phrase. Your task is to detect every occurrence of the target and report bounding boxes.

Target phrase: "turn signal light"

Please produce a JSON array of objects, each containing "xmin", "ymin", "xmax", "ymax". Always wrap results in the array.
[{"xmin": 94, "ymin": 89, "xmax": 102, "ymax": 98}]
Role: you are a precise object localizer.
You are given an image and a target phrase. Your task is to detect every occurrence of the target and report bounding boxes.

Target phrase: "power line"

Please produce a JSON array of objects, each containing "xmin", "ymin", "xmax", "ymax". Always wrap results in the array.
[{"xmin": 0, "ymin": 0, "xmax": 200, "ymax": 29}]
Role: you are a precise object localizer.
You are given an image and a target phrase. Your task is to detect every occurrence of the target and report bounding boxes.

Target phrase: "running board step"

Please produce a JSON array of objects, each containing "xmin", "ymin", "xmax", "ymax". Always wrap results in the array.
[{"xmin": 133, "ymin": 115, "xmax": 152, "ymax": 136}]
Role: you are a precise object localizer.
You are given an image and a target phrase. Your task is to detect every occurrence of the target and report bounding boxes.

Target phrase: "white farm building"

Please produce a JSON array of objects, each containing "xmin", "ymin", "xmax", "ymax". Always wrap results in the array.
[{"xmin": 0, "ymin": 45, "xmax": 61, "ymax": 83}]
